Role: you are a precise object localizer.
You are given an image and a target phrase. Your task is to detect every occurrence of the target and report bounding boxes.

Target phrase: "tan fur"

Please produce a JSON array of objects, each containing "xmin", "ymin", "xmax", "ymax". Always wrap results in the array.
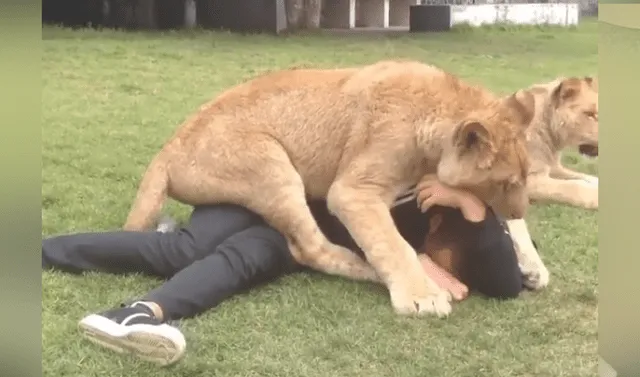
[
  {"xmin": 519, "ymin": 76, "xmax": 599, "ymax": 208},
  {"xmin": 504, "ymin": 76, "xmax": 598, "ymax": 290},
  {"xmin": 123, "ymin": 60, "xmax": 535, "ymax": 317},
  {"xmin": 418, "ymin": 77, "xmax": 598, "ymax": 290}
]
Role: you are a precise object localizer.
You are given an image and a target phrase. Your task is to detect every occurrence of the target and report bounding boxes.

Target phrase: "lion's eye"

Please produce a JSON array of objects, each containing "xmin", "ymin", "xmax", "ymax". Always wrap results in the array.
[
  {"xmin": 503, "ymin": 176, "xmax": 520, "ymax": 190},
  {"xmin": 585, "ymin": 111, "xmax": 598, "ymax": 120}
]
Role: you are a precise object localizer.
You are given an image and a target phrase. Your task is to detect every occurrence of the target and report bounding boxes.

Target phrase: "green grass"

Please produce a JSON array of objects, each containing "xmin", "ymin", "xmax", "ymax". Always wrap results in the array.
[{"xmin": 42, "ymin": 20, "xmax": 598, "ymax": 377}]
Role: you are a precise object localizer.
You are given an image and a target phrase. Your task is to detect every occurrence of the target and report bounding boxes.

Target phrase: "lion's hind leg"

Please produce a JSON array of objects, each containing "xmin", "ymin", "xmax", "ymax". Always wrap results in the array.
[{"xmin": 218, "ymin": 138, "xmax": 380, "ymax": 282}]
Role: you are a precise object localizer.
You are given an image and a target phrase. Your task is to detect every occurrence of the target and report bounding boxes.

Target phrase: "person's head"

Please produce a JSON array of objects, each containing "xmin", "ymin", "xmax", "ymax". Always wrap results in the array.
[{"xmin": 437, "ymin": 91, "xmax": 535, "ymax": 220}]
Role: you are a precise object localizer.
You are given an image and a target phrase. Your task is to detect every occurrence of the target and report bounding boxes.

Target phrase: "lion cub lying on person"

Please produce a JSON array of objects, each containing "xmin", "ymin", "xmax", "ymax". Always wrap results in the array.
[{"xmin": 123, "ymin": 60, "xmax": 535, "ymax": 317}]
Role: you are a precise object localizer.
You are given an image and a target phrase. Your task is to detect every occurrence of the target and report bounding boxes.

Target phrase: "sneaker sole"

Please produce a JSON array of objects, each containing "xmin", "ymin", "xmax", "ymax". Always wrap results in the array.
[{"xmin": 78, "ymin": 314, "xmax": 186, "ymax": 366}]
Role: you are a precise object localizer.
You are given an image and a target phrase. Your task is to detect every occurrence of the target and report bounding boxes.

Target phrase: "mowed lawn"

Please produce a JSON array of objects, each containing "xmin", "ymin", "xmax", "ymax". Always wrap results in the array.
[{"xmin": 42, "ymin": 20, "xmax": 598, "ymax": 377}]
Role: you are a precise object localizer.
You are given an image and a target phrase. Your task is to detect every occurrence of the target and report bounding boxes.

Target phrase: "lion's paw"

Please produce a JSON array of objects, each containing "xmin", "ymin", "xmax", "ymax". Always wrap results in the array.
[
  {"xmin": 520, "ymin": 261, "xmax": 550, "ymax": 290},
  {"xmin": 390, "ymin": 284, "xmax": 452, "ymax": 318}
]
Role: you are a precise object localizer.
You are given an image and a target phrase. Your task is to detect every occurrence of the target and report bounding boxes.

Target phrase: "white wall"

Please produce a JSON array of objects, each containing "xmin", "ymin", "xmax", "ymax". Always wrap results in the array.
[{"xmin": 450, "ymin": 3, "xmax": 580, "ymax": 27}]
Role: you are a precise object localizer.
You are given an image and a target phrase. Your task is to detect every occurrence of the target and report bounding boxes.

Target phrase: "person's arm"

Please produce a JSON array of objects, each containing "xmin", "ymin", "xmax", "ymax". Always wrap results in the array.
[
  {"xmin": 416, "ymin": 253, "xmax": 468, "ymax": 301},
  {"xmin": 415, "ymin": 176, "xmax": 487, "ymax": 222},
  {"xmin": 415, "ymin": 176, "xmax": 525, "ymax": 299},
  {"xmin": 410, "ymin": 176, "xmax": 496, "ymax": 301}
]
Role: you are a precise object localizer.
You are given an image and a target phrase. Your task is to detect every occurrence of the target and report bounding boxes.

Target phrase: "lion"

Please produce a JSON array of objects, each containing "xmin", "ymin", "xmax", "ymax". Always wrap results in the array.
[
  {"xmin": 122, "ymin": 60, "xmax": 535, "ymax": 317},
  {"xmin": 521, "ymin": 76, "xmax": 598, "ymax": 205},
  {"xmin": 504, "ymin": 76, "xmax": 598, "ymax": 290},
  {"xmin": 412, "ymin": 76, "xmax": 598, "ymax": 291}
]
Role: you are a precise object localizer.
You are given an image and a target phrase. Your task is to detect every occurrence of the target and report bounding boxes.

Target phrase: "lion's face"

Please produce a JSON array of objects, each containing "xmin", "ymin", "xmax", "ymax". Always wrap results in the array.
[
  {"xmin": 437, "ymin": 93, "xmax": 534, "ymax": 219},
  {"xmin": 552, "ymin": 77, "xmax": 599, "ymax": 157}
]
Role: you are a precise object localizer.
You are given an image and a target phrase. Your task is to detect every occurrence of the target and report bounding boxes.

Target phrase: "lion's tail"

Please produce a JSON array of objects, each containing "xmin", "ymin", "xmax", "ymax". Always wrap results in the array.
[{"xmin": 123, "ymin": 152, "xmax": 170, "ymax": 231}]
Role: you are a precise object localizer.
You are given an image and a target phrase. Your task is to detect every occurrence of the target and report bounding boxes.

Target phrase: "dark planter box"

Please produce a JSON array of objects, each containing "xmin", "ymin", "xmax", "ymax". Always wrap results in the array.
[{"xmin": 409, "ymin": 5, "xmax": 452, "ymax": 32}]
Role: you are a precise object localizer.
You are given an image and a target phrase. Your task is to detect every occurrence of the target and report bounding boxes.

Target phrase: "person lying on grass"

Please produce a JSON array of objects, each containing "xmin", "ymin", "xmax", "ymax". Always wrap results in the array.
[{"xmin": 42, "ymin": 177, "xmax": 531, "ymax": 366}]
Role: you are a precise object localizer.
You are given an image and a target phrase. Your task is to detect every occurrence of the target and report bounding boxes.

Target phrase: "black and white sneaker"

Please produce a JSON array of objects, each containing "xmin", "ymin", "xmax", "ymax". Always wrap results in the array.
[{"xmin": 78, "ymin": 301, "xmax": 186, "ymax": 366}]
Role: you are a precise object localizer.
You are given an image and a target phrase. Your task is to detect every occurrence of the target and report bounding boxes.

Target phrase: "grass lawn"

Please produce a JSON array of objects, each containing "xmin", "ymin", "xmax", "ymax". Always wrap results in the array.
[{"xmin": 42, "ymin": 20, "xmax": 598, "ymax": 377}]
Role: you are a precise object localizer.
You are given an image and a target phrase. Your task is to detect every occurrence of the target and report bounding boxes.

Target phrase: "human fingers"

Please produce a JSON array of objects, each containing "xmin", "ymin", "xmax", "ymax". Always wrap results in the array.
[
  {"xmin": 419, "ymin": 256, "xmax": 468, "ymax": 301},
  {"xmin": 419, "ymin": 195, "xmax": 439, "ymax": 213},
  {"xmin": 415, "ymin": 178, "xmax": 437, "ymax": 193},
  {"xmin": 446, "ymin": 278, "xmax": 469, "ymax": 301}
]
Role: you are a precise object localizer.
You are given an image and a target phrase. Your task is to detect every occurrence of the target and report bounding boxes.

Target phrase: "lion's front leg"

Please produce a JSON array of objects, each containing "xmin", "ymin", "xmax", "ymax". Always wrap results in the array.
[
  {"xmin": 326, "ymin": 180, "xmax": 452, "ymax": 318},
  {"xmin": 505, "ymin": 218, "xmax": 550, "ymax": 290},
  {"xmin": 549, "ymin": 163, "xmax": 598, "ymax": 186},
  {"xmin": 528, "ymin": 175, "xmax": 598, "ymax": 209}
]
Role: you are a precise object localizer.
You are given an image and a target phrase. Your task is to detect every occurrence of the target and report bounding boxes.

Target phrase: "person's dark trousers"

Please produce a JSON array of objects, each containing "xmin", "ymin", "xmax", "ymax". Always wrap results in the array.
[{"xmin": 42, "ymin": 205, "xmax": 300, "ymax": 321}]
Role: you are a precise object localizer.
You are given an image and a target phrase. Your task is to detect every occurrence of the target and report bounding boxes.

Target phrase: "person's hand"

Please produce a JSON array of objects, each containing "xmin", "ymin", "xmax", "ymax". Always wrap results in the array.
[
  {"xmin": 415, "ymin": 174, "xmax": 465, "ymax": 211},
  {"xmin": 415, "ymin": 174, "xmax": 486, "ymax": 222},
  {"xmin": 417, "ymin": 254, "xmax": 468, "ymax": 301}
]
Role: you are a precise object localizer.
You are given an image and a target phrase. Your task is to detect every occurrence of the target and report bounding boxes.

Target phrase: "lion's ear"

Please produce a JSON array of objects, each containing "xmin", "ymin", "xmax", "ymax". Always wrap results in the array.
[
  {"xmin": 453, "ymin": 120, "xmax": 496, "ymax": 169},
  {"xmin": 585, "ymin": 76, "xmax": 598, "ymax": 90},
  {"xmin": 551, "ymin": 77, "xmax": 583, "ymax": 107},
  {"xmin": 504, "ymin": 89, "xmax": 535, "ymax": 127}
]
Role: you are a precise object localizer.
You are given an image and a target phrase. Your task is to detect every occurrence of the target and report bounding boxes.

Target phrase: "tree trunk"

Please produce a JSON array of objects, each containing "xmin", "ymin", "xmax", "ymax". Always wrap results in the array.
[
  {"xmin": 184, "ymin": 0, "xmax": 196, "ymax": 28},
  {"xmin": 304, "ymin": 0, "xmax": 322, "ymax": 29},
  {"xmin": 285, "ymin": 0, "xmax": 304, "ymax": 30}
]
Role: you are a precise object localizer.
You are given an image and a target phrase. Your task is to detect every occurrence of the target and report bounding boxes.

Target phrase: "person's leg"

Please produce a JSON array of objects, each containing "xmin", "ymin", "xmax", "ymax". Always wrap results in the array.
[
  {"xmin": 42, "ymin": 204, "xmax": 264, "ymax": 278},
  {"xmin": 141, "ymin": 224, "xmax": 300, "ymax": 320},
  {"xmin": 77, "ymin": 224, "xmax": 300, "ymax": 366},
  {"xmin": 77, "ymin": 300, "xmax": 186, "ymax": 366}
]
